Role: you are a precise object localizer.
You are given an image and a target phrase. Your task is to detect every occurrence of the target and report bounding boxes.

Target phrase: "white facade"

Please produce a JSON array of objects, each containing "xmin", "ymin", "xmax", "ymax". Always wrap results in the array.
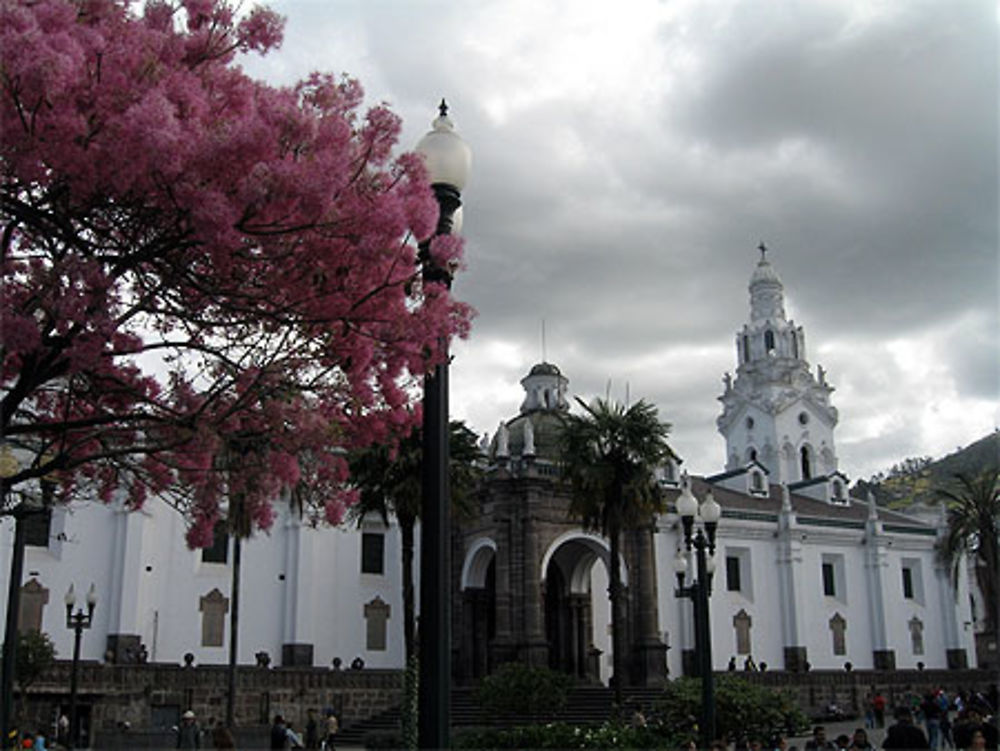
[
  {"xmin": 0, "ymin": 251, "xmax": 976, "ymax": 676},
  {"xmin": 0, "ymin": 497, "xmax": 408, "ymax": 670}
]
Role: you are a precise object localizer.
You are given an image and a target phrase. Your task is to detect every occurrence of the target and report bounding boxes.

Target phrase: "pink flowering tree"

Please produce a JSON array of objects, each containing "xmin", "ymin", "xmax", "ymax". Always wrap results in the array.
[{"xmin": 0, "ymin": 0, "xmax": 472, "ymax": 545}]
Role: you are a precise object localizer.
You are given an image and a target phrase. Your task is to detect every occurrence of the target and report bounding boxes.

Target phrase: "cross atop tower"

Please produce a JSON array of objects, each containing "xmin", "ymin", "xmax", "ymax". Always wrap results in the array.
[{"xmin": 758, "ymin": 241, "xmax": 768, "ymax": 261}]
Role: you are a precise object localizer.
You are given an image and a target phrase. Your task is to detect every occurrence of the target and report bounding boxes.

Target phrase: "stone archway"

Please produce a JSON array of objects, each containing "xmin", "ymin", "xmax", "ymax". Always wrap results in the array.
[
  {"xmin": 459, "ymin": 538, "xmax": 497, "ymax": 681},
  {"xmin": 540, "ymin": 533, "xmax": 621, "ymax": 684}
]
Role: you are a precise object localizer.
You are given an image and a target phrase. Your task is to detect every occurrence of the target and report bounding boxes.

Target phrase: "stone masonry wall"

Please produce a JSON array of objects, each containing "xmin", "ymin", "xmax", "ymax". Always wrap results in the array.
[{"xmin": 16, "ymin": 660, "xmax": 402, "ymax": 737}]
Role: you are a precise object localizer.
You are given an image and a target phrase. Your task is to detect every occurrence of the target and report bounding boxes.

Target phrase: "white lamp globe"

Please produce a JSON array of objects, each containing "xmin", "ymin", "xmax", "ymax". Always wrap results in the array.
[
  {"xmin": 415, "ymin": 100, "xmax": 471, "ymax": 190},
  {"xmin": 676, "ymin": 480, "xmax": 698, "ymax": 520},
  {"xmin": 700, "ymin": 491, "xmax": 722, "ymax": 524}
]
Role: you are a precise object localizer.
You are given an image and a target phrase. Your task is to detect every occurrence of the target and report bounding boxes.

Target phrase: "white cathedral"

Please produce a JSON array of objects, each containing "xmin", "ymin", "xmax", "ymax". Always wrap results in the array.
[{"xmin": 0, "ymin": 251, "xmax": 977, "ymax": 684}]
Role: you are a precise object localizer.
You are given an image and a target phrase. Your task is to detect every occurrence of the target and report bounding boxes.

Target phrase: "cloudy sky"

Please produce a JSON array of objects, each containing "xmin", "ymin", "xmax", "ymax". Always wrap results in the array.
[{"xmin": 242, "ymin": 0, "xmax": 998, "ymax": 482}]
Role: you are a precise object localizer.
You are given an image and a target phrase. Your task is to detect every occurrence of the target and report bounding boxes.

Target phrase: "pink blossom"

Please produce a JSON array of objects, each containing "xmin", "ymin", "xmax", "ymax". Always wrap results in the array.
[{"xmin": 1, "ymin": 0, "xmax": 474, "ymax": 545}]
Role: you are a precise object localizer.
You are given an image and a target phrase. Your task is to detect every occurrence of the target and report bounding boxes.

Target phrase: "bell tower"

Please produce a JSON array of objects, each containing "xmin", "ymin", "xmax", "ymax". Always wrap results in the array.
[{"xmin": 717, "ymin": 245, "xmax": 839, "ymax": 484}]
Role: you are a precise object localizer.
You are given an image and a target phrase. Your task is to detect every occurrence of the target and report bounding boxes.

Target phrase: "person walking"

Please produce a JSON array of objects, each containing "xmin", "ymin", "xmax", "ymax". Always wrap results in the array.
[
  {"xmin": 176, "ymin": 710, "xmax": 202, "ymax": 750},
  {"xmin": 883, "ymin": 707, "xmax": 930, "ymax": 750},
  {"xmin": 211, "ymin": 719, "xmax": 236, "ymax": 750},
  {"xmin": 849, "ymin": 728, "xmax": 873, "ymax": 751},
  {"xmin": 872, "ymin": 692, "xmax": 887, "ymax": 729},
  {"xmin": 322, "ymin": 712, "xmax": 338, "ymax": 751},
  {"xmin": 270, "ymin": 716, "xmax": 288, "ymax": 750},
  {"xmin": 805, "ymin": 726, "xmax": 837, "ymax": 751}
]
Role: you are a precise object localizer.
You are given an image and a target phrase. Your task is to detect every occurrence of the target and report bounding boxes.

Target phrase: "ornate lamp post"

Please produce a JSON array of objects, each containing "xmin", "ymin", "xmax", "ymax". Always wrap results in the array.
[
  {"xmin": 64, "ymin": 584, "xmax": 97, "ymax": 750},
  {"xmin": 673, "ymin": 474, "xmax": 722, "ymax": 749},
  {"xmin": 413, "ymin": 100, "xmax": 470, "ymax": 750}
]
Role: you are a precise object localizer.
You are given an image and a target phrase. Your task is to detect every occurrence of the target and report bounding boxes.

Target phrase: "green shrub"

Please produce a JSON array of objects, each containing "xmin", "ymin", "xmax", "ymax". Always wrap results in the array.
[
  {"xmin": 453, "ymin": 721, "xmax": 667, "ymax": 749},
  {"xmin": 473, "ymin": 662, "xmax": 574, "ymax": 720},
  {"xmin": 649, "ymin": 675, "xmax": 809, "ymax": 745}
]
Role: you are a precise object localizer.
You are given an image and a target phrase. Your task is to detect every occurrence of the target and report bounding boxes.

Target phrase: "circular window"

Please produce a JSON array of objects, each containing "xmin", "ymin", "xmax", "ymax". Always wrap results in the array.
[
  {"xmin": 798, "ymin": 412, "xmax": 809, "ymax": 425},
  {"xmin": 745, "ymin": 416, "xmax": 754, "ymax": 429}
]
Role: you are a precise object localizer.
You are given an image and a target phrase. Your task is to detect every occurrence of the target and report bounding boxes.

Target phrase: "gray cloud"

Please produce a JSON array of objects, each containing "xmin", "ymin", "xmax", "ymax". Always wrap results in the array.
[{"xmin": 246, "ymin": 0, "xmax": 999, "ymax": 481}]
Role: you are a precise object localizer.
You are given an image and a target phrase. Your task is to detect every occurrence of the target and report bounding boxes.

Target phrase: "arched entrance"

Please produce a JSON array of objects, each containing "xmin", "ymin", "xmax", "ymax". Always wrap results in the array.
[
  {"xmin": 460, "ymin": 539, "xmax": 497, "ymax": 680},
  {"xmin": 541, "ymin": 533, "xmax": 622, "ymax": 684}
]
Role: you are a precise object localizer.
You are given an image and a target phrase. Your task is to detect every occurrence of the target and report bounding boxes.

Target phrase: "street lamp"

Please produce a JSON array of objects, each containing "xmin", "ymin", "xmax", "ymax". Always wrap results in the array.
[
  {"xmin": 674, "ymin": 474, "xmax": 722, "ymax": 749},
  {"xmin": 414, "ymin": 99, "xmax": 470, "ymax": 751},
  {"xmin": 64, "ymin": 584, "xmax": 97, "ymax": 751}
]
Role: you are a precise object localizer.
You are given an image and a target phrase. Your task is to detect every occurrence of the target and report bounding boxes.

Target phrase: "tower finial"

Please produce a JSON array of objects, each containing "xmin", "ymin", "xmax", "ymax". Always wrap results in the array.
[
  {"xmin": 438, "ymin": 98, "xmax": 449, "ymax": 118},
  {"xmin": 541, "ymin": 319, "xmax": 547, "ymax": 363},
  {"xmin": 758, "ymin": 241, "xmax": 768, "ymax": 261}
]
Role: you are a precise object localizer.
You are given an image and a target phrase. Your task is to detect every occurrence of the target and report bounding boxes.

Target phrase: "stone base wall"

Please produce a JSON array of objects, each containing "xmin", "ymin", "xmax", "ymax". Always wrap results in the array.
[
  {"xmin": 11, "ymin": 661, "xmax": 996, "ymax": 739},
  {"xmin": 14, "ymin": 660, "xmax": 402, "ymax": 739},
  {"xmin": 737, "ymin": 668, "xmax": 997, "ymax": 718}
]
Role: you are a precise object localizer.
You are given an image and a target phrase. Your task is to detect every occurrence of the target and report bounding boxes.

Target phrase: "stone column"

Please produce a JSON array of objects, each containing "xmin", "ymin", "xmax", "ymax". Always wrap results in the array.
[
  {"xmin": 631, "ymin": 523, "xmax": 668, "ymax": 685},
  {"xmin": 519, "ymin": 503, "xmax": 549, "ymax": 667},
  {"xmin": 489, "ymin": 517, "xmax": 515, "ymax": 666}
]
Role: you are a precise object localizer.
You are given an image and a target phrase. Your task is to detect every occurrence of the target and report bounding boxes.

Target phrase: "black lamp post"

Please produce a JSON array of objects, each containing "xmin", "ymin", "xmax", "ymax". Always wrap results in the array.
[
  {"xmin": 1, "ymin": 450, "xmax": 53, "ymax": 751},
  {"xmin": 64, "ymin": 583, "xmax": 97, "ymax": 751},
  {"xmin": 673, "ymin": 474, "xmax": 722, "ymax": 750},
  {"xmin": 0, "ymin": 447, "xmax": 22, "ymax": 751},
  {"xmin": 413, "ymin": 100, "xmax": 470, "ymax": 750}
]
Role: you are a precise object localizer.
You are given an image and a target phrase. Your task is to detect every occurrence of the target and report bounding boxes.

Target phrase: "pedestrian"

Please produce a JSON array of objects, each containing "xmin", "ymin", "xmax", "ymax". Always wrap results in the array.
[
  {"xmin": 849, "ymin": 728, "xmax": 873, "ymax": 751},
  {"xmin": 270, "ymin": 715, "xmax": 288, "ymax": 750},
  {"xmin": 176, "ymin": 710, "xmax": 201, "ymax": 750},
  {"xmin": 286, "ymin": 722, "xmax": 304, "ymax": 749},
  {"xmin": 31, "ymin": 730, "xmax": 47, "ymax": 751},
  {"xmin": 953, "ymin": 707, "xmax": 999, "ymax": 751},
  {"xmin": 305, "ymin": 709, "xmax": 319, "ymax": 750},
  {"xmin": 211, "ymin": 719, "xmax": 235, "ymax": 750},
  {"xmin": 883, "ymin": 707, "xmax": 930, "ymax": 750},
  {"xmin": 924, "ymin": 692, "xmax": 944, "ymax": 750},
  {"xmin": 56, "ymin": 715, "xmax": 68, "ymax": 748},
  {"xmin": 872, "ymin": 692, "xmax": 887, "ymax": 729},
  {"xmin": 804, "ymin": 726, "xmax": 836, "ymax": 751},
  {"xmin": 863, "ymin": 692, "xmax": 875, "ymax": 729},
  {"xmin": 322, "ymin": 712, "xmax": 338, "ymax": 751}
]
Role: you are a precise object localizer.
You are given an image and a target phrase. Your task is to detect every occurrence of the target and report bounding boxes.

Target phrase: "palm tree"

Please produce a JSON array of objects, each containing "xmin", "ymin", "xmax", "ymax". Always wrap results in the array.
[
  {"xmin": 349, "ymin": 420, "xmax": 481, "ymax": 660},
  {"xmin": 349, "ymin": 420, "xmax": 481, "ymax": 749},
  {"xmin": 936, "ymin": 469, "xmax": 1000, "ymax": 637},
  {"xmin": 558, "ymin": 397, "xmax": 673, "ymax": 707}
]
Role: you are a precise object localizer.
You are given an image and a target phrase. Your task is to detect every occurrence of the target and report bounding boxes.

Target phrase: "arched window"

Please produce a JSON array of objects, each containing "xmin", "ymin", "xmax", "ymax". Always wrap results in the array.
[
  {"xmin": 742, "ymin": 335, "xmax": 750, "ymax": 362},
  {"xmin": 791, "ymin": 332, "xmax": 799, "ymax": 359},
  {"xmin": 764, "ymin": 330, "xmax": 775, "ymax": 352},
  {"xmin": 749, "ymin": 448, "xmax": 758, "ymax": 462},
  {"xmin": 832, "ymin": 480, "xmax": 843, "ymax": 501},
  {"xmin": 800, "ymin": 446, "xmax": 812, "ymax": 480},
  {"xmin": 751, "ymin": 471, "xmax": 764, "ymax": 492}
]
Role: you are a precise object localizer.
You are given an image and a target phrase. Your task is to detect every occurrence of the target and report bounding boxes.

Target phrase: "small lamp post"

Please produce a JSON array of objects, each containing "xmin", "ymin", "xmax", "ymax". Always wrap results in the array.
[
  {"xmin": 674, "ymin": 474, "xmax": 721, "ymax": 749},
  {"xmin": 413, "ymin": 99, "xmax": 470, "ymax": 751},
  {"xmin": 64, "ymin": 584, "xmax": 97, "ymax": 750}
]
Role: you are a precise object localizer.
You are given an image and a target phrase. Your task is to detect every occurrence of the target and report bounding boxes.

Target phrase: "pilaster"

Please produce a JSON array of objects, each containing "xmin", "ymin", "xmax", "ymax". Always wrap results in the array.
[
  {"xmin": 776, "ymin": 485, "xmax": 808, "ymax": 671},
  {"xmin": 105, "ymin": 503, "xmax": 146, "ymax": 663},
  {"xmin": 863, "ymin": 497, "xmax": 894, "ymax": 670}
]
